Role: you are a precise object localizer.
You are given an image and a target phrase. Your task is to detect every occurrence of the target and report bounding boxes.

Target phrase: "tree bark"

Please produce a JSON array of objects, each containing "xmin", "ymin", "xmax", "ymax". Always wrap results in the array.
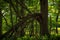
[
  {"xmin": 40, "ymin": 0, "xmax": 49, "ymax": 36},
  {"xmin": 0, "ymin": 8, "xmax": 2, "ymax": 39}
]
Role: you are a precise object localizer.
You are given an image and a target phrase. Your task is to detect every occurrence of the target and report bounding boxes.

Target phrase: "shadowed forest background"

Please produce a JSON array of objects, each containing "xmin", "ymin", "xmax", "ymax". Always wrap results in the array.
[{"xmin": 0, "ymin": 0, "xmax": 60, "ymax": 40}]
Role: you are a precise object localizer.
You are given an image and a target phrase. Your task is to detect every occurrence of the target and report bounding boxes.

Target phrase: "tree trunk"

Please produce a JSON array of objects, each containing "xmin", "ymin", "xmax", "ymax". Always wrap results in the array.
[
  {"xmin": 40, "ymin": 0, "xmax": 49, "ymax": 36},
  {"xmin": 56, "ymin": 1, "xmax": 60, "ymax": 34},
  {"xmin": 50, "ymin": 15, "xmax": 52, "ymax": 33},
  {"xmin": 56, "ymin": 13, "xmax": 59, "ymax": 34},
  {"xmin": 0, "ymin": 8, "xmax": 2, "ymax": 39}
]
